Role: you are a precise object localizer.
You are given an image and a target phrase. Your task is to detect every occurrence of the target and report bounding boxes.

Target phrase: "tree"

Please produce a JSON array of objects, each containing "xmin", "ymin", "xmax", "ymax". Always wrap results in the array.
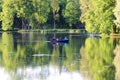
[
  {"xmin": 14, "ymin": 0, "xmax": 34, "ymax": 29},
  {"xmin": 58, "ymin": 0, "xmax": 67, "ymax": 27},
  {"xmin": 2, "ymin": 0, "xmax": 15, "ymax": 30},
  {"xmin": 0, "ymin": 0, "xmax": 2, "ymax": 16},
  {"xmin": 0, "ymin": 0, "xmax": 2, "ymax": 28},
  {"xmin": 14, "ymin": 0, "xmax": 50, "ymax": 29},
  {"xmin": 79, "ymin": 0, "xmax": 115, "ymax": 35},
  {"xmin": 79, "ymin": 0, "xmax": 90, "ymax": 23},
  {"xmin": 29, "ymin": 0, "xmax": 50, "ymax": 29},
  {"xmin": 64, "ymin": 0, "xmax": 80, "ymax": 27},
  {"xmin": 50, "ymin": 0, "xmax": 60, "ymax": 29},
  {"xmin": 113, "ymin": 0, "xmax": 120, "ymax": 33}
]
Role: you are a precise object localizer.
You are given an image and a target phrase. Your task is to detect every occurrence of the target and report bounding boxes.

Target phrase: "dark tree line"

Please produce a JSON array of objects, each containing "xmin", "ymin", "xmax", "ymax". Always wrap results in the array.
[
  {"xmin": 0, "ymin": 0, "xmax": 120, "ymax": 35},
  {"xmin": 0, "ymin": 0, "xmax": 81, "ymax": 30}
]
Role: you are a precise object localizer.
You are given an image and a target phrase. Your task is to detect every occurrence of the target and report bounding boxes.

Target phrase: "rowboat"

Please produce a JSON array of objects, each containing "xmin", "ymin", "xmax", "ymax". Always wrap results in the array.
[
  {"xmin": 56, "ymin": 39, "xmax": 69, "ymax": 43},
  {"xmin": 51, "ymin": 38, "xmax": 69, "ymax": 43}
]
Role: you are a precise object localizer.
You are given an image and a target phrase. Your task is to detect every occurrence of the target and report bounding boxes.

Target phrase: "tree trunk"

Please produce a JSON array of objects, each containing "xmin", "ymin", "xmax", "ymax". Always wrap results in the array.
[
  {"xmin": 53, "ymin": 11, "xmax": 56, "ymax": 29},
  {"xmin": 112, "ymin": 25, "xmax": 116, "ymax": 34},
  {"xmin": 22, "ymin": 17, "xmax": 24, "ymax": 29}
]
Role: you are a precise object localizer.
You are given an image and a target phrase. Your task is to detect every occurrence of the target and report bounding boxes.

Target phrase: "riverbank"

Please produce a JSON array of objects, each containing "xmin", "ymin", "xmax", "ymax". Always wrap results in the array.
[
  {"xmin": 17, "ymin": 29, "xmax": 87, "ymax": 33},
  {"xmin": 109, "ymin": 33, "xmax": 120, "ymax": 38},
  {"xmin": 2, "ymin": 29, "xmax": 120, "ymax": 38}
]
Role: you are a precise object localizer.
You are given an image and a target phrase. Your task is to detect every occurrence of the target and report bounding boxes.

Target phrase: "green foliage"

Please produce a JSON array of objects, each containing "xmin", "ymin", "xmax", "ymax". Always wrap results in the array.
[
  {"xmin": 64, "ymin": 0, "xmax": 80, "ymax": 27},
  {"xmin": 2, "ymin": 0, "xmax": 15, "ymax": 30},
  {"xmin": 0, "ymin": 0, "xmax": 68, "ymax": 30},
  {"xmin": 50, "ymin": 0, "xmax": 60, "ymax": 13},
  {"xmin": 79, "ymin": 0, "xmax": 90, "ymax": 23},
  {"xmin": 0, "ymin": 0, "xmax": 77, "ymax": 30},
  {"xmin": 1, "ymin": 0, "xmax": 50, "ymax": 30},
  {"xmin": 0, "ymin": 0, "xmax": 2, "ymax": 21},
  {"xmin": 0, "ymin": 0, "xmax": 117, "ymax": 31},
  {"xmin": 29, "ymin": 0, "xmax": 50, "ymax": 28},
  {"xmin": 50, "ymin": 0, "xmax": 60, "ymax": 28},
  {"xmin": 80, "ymin": 0, "xmax": 115, "ymax": 34},
  {"xmin": 114, "ymin": 0, "xmax": 120, "ymax": 33},
  {"xmin": 0, "ymin": 0, "xmax": 117, "ymax": 32}
]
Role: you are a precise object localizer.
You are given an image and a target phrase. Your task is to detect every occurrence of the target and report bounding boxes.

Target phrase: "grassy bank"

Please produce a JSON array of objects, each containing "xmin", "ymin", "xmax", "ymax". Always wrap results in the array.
[
  {"xmin": 109, "ymin": 33, "xmax": 120, "ymax": 38},
  {"xmin": 18, "ymin": 29, "xmax": 87, "ymax": 33}
]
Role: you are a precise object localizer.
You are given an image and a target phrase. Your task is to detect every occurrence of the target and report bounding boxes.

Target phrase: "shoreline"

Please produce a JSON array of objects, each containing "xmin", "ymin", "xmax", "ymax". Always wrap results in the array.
[
  {"xmin": 17, "ymin": 29, "xmax": 86, "ymax": 33},
  {"xmin": 0, "ymin": 29, "xmax": 120, "ymax": 38}
]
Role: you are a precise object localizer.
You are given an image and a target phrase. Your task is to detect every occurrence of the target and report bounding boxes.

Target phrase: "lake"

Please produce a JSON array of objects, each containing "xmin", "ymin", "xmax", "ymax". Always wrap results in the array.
[{"xmin": 0, "ymin": 32, "xmax": 119, "ymax": 80}]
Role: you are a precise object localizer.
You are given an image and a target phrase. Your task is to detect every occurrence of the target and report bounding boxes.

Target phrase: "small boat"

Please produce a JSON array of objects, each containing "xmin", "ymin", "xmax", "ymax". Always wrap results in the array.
[
  {"xmin": 51, "ymin": 37, "xmax": 69, "ymax": 43},
  {"xmin": 56, "ymin": 39, "xmax": 69, "ymax": 43}
]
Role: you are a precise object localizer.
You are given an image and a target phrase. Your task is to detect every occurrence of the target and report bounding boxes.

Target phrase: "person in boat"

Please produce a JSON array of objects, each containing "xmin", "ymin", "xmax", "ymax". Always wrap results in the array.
[
  {"xmin": 56, "ymin": 38, "xmax": 59, "ymax": 41},
  {"xmin": 51, "ymin": 37, "xmax": 56, "ymax": 41},
  {"xmin": 64, "ymin": 37, "xmax": 68, "ymax": 40},
  {"xmin": 50, "ymin": 37, "xmax": 55, "ymax": 46}
]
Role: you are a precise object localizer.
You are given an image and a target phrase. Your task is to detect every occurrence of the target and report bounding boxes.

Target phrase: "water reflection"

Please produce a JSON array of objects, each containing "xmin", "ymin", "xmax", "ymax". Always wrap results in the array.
[
  {"xmin": 80, "ymin": 38, "xmax": 115, "ymax": 80},
  {"xmin": 0, "ymin": 32, "xmax": 86, "ymax": 80},
  {"xmin": 0, "ymin": 66, "xmax": 87, "ymax": 80},
  {"xmin": 114, "ymin": 45, "xmax": 120, "ymax": 80},
  {"xmin": 0, "ymin": 32, "xmax": 118, "ymax": 80},
  {"xmin": 2, "ymin": 32, "xmax": 16, "ymax": 70}
]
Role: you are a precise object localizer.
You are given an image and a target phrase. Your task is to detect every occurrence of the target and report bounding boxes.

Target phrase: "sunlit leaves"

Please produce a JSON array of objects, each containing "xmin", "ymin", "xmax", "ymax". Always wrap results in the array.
[
  {"xmin": 50, "ymin": 0, "xmax": 60, "ymax": 13},
  {"xmin": 1, "ymin": 0, "xmax": 50, "ymax": 30},
  {"xmin": 64, "ymin": 0, "xmax": 80, "ymax": 27},
  {"xmin": 30, "ymin": 0, "xmax": 50, "ymax": 28},
  {"xmin": 2, "ymin": 0, "xmax": 15, "ymax": 30},
  {"xmin": 80, "ymin": 0, "xmax": 115, "ymax": 34},
  {"xmin": 114, "ymin": 0, "xmax": 120, "ymax": 32}
]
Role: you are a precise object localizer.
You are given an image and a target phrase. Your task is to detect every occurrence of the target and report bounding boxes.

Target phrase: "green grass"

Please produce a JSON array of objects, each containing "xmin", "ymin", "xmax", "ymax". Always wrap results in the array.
[{"xmin": 18, "ymin": 29, "xmax": 87, "ymax": 33}]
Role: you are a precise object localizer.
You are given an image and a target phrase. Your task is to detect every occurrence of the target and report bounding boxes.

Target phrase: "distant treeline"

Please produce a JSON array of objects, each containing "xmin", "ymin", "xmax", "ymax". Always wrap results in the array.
[
  {"xmin": 0, "ymin": 0, "xmax": 120, "ymax": 35},
  {"xmin": 0, "ymin": 0, "xmax": 81, "ymax": 30}
]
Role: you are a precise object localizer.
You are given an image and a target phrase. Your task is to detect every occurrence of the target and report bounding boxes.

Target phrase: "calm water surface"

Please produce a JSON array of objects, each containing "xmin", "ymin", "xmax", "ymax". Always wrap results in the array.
[{"xmin": 0, "ymin": 32, "xmax": 119, "ymax": 80}]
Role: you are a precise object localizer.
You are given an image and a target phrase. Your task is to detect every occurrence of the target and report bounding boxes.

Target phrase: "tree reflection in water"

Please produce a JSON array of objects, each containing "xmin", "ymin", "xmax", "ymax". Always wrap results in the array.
[
  {"xmin": 0, "ymin": 32, "xmax": 118, "ymax": 80},
  {"xmin": 0, "ymin": 32, "xmax": 86, "ymax": 80},
  {"xmin": 80, "ymin": 38, "xmax": 115, "ymax": 80},
  {"xmin": 114, "ymin": 45, "xmax": 120, "ymax": 80}
]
